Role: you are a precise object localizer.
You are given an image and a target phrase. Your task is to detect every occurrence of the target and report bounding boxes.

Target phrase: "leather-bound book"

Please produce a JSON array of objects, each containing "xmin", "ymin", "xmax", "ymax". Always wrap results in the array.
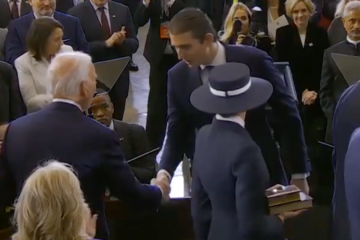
[
  {"xmin": 269, "ymin": 192, "xmax": 312, "ymax": 215},
  {"xmin": 266, "ymin": 185, "xmax": 301, "ymax": 207}
]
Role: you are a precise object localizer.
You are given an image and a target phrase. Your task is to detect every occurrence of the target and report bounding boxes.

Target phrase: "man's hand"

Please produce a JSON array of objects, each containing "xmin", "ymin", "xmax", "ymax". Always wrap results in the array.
[
  {"xmin": 105, "ymin": 32, "xmax": 122, "ymax": 47},
  {"xmin": 85, "ymin": 213, "xmax": 98, "ymax": 238},
  {"xmin": 290, "ymin": 178, "xmax": 309, "ymax": 195},
  {"xmin": 115, "ymin": 27, "xmax": 126, "ymax": 45},
  {"xmin": 302, "ymin": 89, "xmax": 317, "ymax": 105},
  {"xmin": 278, "ymin": 209, "xmax": 306, "ymax": 222},
  {"xmin": 151, "ymin": 176, "xmax": 171, "ymax": 200},
  {"xmin": 0, "ymin": 124, "xmax": 8, "ymax": 140}
]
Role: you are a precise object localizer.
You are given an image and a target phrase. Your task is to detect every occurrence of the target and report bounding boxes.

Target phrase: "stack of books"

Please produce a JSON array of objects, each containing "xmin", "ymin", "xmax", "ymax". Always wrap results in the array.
[{"xmin": 266, "ymin": 185, "xmax": 313, "ymax": 215}]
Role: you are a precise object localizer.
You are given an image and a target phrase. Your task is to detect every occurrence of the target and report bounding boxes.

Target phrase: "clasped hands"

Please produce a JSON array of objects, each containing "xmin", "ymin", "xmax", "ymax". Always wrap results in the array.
[
  {"xmin": 302, "ymin": 89, "xmax": 317, "ymax": 105},
  {"xmin": 105, "ymin": 26, "xmax": 126, "ymax": 47},
  {"xmin": 151, "ymin": 172, "xmax": 171, "ymax": 200}
]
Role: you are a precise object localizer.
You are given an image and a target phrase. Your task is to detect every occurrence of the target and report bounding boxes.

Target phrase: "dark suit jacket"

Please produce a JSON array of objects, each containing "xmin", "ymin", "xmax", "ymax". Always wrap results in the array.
[
  {"xmin": 159, "ymin": 44, "xmax": 309, "ymax": 186},
  {"xmin": 0, "ymin": 61, "xmax": 24, "ymax": 124},
  {"xmin": 113, "ymin": 120, "xmax": 156, "ymax": 183},
  {"xmin": 0, "ymin": 0, "xmax": 31, "ymax": 28},
  {"xmin": 319, "ymin": 40, "xmax": 357, "ymax": 142},
  {"xmin": 56, "ymin": 0, "xmax": 75, "ymax": 13},
  {"xmin": 345, "ymin": 127, "xmax": 360, "ymax": 240},
  {"xmin": 255, "ymin": 0, "xmax": 286, "ymax": 34},
  {"xmin": 0, "ymin": 102, "xmax": 162, "ymax": 240},
  {"xmin": 192, "ymin": 119, "xmax": 284, "ymax": 240},
  {"xmin": 332, "ymin": 82, "xmax": 360, "ymax": 240},
  {"xmin": 135, "ymin": 0, "xmax": 184, "ymax": 66},
  {"xmin": 68, "ymin": 0, "xmax": 138, "ymax": 98},
  {"xmin": 4, "ymin": 12, "xmax": 89, "ymax": 65}
]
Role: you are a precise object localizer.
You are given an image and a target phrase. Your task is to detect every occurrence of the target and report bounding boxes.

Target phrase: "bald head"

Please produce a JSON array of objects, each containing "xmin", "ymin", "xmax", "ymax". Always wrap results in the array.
[{"xmin": 46, "ymin": 52, "xmax": 97, "ymax": 110}]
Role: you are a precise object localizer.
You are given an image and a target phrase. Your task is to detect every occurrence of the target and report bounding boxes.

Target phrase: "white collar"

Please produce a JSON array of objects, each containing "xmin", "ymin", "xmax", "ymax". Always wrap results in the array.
[
  {"xmin": 109, "ymin": 120, "xmax": 114, "ymax": 130},
  {"xmin": 347, "ymin": 36, "xmax": 360, "ymax": 45},
  {"xmin": 33, "ymin": 12, "xmax": 54, "ymax": 19},
  {"xmin": 89, "ymin": 0, "xmax": 109, "ymax": 10},
  {"xmin": 215, "ymin": 114, "xmax": 245, "ymax": 127},
  {"xmin": 166, "ymin": 0, "xmax": 175, "ymax": 7},
  {"xmin": 53, "ymin": 98, "xmax": 82, "ymax": 111},
  {"xmin": 200, "ymin": 42, "xmax": 226, "ymax": 70}
]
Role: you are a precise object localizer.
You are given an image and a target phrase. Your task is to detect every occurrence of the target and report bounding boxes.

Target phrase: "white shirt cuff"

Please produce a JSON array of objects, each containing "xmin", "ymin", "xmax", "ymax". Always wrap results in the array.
[
  {"xmin": 291, "ymin": 173, "xmax": 310, "ymax": 179},
  {"xmin": 157, "ymin": 169, "xmax": 172, "ymax": 181}
]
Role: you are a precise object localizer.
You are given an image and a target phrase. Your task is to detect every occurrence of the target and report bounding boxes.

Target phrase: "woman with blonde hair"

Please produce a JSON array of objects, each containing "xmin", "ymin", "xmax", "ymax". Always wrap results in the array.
[
  {"xmin": 328, "ymin": 0, "xmax": 360, "ymax": 45},
  {"xmin": 220, "ymin": 2, "xmax": 252, "ymax": 44},
  {"xmin": 12, "ymin": 161, "xmax": 97, "ymax": 240}
]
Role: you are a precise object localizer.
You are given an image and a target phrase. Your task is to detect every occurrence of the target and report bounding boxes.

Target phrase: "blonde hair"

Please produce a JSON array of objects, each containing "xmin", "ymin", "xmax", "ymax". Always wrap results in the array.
[
  {"xmin": 12, "ymin": 161, "xmax": 90, "ymax": 240},
  {"xmin": 285, "ymin": 0, "xmax": 315, "ymax": 18},
  {"xmin": 221, "ymin": 2, "xmax": 252, "ymax": 43}
]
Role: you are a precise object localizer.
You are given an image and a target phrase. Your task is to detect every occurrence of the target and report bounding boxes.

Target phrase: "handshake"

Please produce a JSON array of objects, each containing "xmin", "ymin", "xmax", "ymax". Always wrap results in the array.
[{"xmin": 151, "ymin": 172, "xmax": 171, "ymax": 200}]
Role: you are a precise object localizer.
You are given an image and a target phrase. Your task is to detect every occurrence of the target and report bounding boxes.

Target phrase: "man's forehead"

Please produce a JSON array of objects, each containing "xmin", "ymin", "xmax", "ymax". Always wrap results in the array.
[
  {"xmin": 347, "ymin": 11, "xmax": 360, "ymax": 18},
  {"xmin": 170, "ymin": 32, "xmax": 195, "ymax": 45},
  {"xmin": 92, "ymin": 93, "xmax": 110, "ymax": 103}
]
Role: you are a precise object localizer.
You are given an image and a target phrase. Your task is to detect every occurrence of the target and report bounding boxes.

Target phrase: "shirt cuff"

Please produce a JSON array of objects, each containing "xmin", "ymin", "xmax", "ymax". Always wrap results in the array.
[
  {"xmin": 291, "ymin": 173, "xmax": 310, "ymax": 179},
  {"xmin": 157, "ymin": 169, "xmax": 172, "ymax": 181}
]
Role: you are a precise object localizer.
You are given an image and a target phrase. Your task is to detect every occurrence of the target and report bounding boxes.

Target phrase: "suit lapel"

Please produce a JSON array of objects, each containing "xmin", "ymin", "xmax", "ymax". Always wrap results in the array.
[
  {"xmin": 20, "ymin": 0, "xmax": 31, "ymax": 16},
  {"xmin": 188, "ymin": 66, "xmax": 202, "ymax": 93},
  {"xmin": 84, "ymin": 0, "xmax": 105, "ymax": 36},
  {"xmin": 108, "ymin": 1, "xmax": 120, "ymax": 33}
]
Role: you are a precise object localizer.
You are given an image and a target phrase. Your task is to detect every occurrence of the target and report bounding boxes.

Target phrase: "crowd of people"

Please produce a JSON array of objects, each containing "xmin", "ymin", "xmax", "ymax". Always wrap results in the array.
[{"xmin": 1, "ymin": 0, "xmax": 360, "ymax": 239}]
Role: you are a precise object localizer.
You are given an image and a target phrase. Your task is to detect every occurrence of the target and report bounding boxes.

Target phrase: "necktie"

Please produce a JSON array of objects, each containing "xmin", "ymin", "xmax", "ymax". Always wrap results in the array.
[
  {"xmin": 201, "ymin": 66, "xmax": 214, "ymax": 84},
  {"xmin": 11, "ymin": 0, "xmax": 19, "ymax": 19},
  {"xmin": 98, "ymin": 7, "xmax": 111, "ymax": 38}
]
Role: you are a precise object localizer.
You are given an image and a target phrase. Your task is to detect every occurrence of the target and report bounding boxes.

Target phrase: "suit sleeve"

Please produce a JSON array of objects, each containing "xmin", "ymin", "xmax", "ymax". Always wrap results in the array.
[
  {"xmin": 15, "ymin": 59, "xmax": 52, "ymax": 112},
  {"xmin": 135, "ymin": 1, "xmax": 152, "ymax": 27},
  {"xmin": 158, "ymin": 69, "xmax": 190, "ymax": 176},
  {"xmin": 233, "ymin": 144, "xmax": 284, "ymax": 239},
  {"xmin": 129, "ymin": 124, "xmax": 156, "ymax": 183},
  {"xmin": 117, "ymin": 6, "xmax": 139, "ymax": 55},
  {"xmin": 275, "ymin": 28, "xmax": 288, "ymax": 62},
  {"xmin": 0, "ymin": 124, "xmax": 17, "ymax": 214},
  {"xmin": 7, "ymin": 64, "xmax": 24, "ymax": 120},
  {"xmin": 74, "ymin": 18, "xmax": 90, "ymax": 53},
  {"xmin": 191, "ymin": 133, "xmax": 211, "ymax": 240},
  {"xmin": 319, "ymin": 50, "xmax": 335, "ymax": 118},
  {"xmin": 258, "ymin": 51, "xmax": 308, "ymax": 174},
  {"xmin": 100, "ymin": 129, "xmax": 162, "ymax": 208},
  {"xmin": 4, "ymin": 22, "xmax": 25, "ymax": 66}
]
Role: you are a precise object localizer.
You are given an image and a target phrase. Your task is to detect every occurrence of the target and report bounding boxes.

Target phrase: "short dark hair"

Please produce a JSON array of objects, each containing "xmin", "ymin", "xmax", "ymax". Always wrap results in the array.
[
  {"xmin": 27, "ymin": 17, "xmax": 64, "ymax": 61},
  {"xmin": 169, "ymin": 8, "xmax": 217, "ymax": 42}
]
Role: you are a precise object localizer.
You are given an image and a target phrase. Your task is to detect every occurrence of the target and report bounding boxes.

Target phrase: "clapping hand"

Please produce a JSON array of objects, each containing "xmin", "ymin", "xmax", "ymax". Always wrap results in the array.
[
  {"xmin": 105, "ymin": 27, "xmax": 126, "ymax": 47},
  {"xmin": 85, "ymin": 213, "xmax": 98, "ymax": 238},
  {"xmin": 302, "ymin": 89, "xmax": 317, "ymax": 105}
]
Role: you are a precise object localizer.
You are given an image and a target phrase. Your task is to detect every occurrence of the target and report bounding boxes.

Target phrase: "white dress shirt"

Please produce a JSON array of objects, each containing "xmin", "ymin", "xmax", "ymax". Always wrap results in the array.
[
  {"xmin": 200, "ymin": 42, "xmax": 226, "ymax": 83},
  {"xmin": 215, "ymin": 114, "xmax": 245, "ymax": 127},
  {"xmin": 7, "ymin": 0, "xmax": 21, "ymax": 16},
  {"xmin": 53, "ymin": 98, "xmax": 82, "ymax": 110},
  {"xmin": 347, "ymin": 36, "xmax": 360, "ymax": 46}
]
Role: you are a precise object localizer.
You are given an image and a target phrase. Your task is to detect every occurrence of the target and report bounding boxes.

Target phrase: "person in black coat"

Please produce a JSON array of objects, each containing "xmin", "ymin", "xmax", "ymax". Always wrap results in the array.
[{"xmin": 276, "ymin": 0, "xmax": 328, "ymax": 162}]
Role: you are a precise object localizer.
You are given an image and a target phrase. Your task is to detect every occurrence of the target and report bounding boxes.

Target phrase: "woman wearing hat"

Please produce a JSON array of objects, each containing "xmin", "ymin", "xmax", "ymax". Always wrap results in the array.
[{"xmin": 190, "ymin": 63, "xmax": 301, "ymax": 240}]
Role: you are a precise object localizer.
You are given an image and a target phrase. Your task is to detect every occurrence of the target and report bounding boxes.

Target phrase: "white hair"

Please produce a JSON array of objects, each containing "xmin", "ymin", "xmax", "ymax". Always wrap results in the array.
[
  {"xmin": 343, "ymin": 1, "xmax": 360, "ymax": 17},
  {"xmin": 46, "ymin": 52, "xmax": 92, "ymax": 96}
]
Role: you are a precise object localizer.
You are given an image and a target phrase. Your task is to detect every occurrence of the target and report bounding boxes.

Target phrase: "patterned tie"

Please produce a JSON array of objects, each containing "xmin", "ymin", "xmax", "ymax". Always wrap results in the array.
[
  {"xmin": 11, "ymin": 0, "xmax": 19, "ymax": 19},
  {"xmin": 98, "ymin": 7, "xmax": 111, "ymax": 38}
]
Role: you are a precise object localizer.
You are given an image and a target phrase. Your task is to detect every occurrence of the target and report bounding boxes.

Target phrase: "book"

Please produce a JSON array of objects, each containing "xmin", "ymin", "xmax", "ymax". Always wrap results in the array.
[
  {"xmin": 269, "ymin": 192, "xmax": 313, "ymax": 215},
  {"xmin": 266, "ymin": 185, "xmax": 301, "ymax": 207}
]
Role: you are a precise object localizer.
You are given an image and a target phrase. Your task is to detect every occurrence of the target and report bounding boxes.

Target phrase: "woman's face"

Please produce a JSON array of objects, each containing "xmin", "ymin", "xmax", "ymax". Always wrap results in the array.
[
  {"xmin": 46, "ymin": 27, "xmax": 63, "ymax": 56},
  {"xmin": 292, "ymin": 1, "xmax": 310, "ymax": 27},
  {"xmin": 233, "ymin": 9, "xmax": 249, "ymax": 34}
]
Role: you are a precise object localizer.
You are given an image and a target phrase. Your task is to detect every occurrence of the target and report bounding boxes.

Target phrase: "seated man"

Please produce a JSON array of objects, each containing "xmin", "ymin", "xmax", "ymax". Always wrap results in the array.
[
  {"xmin": 4, "ymin": 0, "xmax": 88, "ymax": 65},
  {"xmin": 91, "ymin": 89, "xmax": 156, "ymax": 184}
]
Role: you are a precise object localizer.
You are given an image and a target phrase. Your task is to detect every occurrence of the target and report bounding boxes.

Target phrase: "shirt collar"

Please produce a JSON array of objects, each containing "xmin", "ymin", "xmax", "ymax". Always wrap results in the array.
[
  {"xmin": 347, "ymin": 36, "xmax": 360, "ymax": 45},
  {"xmin": 200, "ymin": 42, "xmax": 226, "ymax": 70},
  {"xmin": 89, "ymin": 0, "xmax": 109, "ymax": 10},
  {"xmin": 53, "ymin": 98, "xmax": 82, "ymax": 111},
  {"xmin": 167, "ymin": 0, "xmax": 175, "ymax": 7},
  {"xmin": 108, "ymin": 120, "xmax": 114, "ymax": 130},
  {"xmin": 215, "ymin": 114, "xmax": 245, "ymax": 127},
  {"xmin": 33, "ymin": 12, "xmax": 54, "ymax": 19}
]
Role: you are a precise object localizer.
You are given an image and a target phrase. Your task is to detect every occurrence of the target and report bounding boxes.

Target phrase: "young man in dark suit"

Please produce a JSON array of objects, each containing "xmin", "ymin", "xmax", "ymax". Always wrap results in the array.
[
  {"xmin": 156, "ymin": 8, "xmax": 310, "ymax": 193},
  {"xmin": 68, "ymin": 0, "xmax": 139, "ymax": 120},
  {"xmin": 4, "ymin": 0, "xmax": 89, "ymax": 66},
  {"xmin": 190, "ymin": 62, "xmax": 302, "ymax": 240},
  {"xmin": 91, "ymin": 90, "xmax": 156, "ymax": 183}
]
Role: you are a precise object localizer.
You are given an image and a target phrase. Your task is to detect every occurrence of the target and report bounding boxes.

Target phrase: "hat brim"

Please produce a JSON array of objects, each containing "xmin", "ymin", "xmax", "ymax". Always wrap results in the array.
[{"xmin": 190, "ymin": 77, "xmax": 273, "ymax": 114}]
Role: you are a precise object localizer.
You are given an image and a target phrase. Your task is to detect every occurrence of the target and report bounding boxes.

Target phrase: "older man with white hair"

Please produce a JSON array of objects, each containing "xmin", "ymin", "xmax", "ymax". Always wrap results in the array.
[{"xmin": 0, "ymin": 51, "xmax": 170, "ymax": 240}]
